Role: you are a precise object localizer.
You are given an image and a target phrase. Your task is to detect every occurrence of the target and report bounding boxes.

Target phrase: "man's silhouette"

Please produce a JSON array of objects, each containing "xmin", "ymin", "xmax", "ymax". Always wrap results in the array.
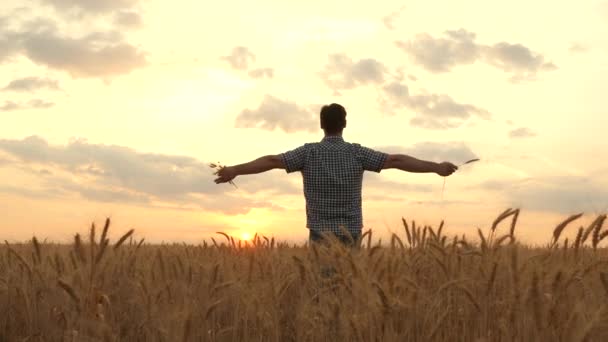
[{"xmin": 215, "ymin": 103, "xmax": 458, "ymax": 246}]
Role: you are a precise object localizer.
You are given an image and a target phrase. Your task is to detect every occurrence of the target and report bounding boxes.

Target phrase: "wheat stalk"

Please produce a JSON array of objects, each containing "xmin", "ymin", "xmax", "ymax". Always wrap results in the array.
[
  {"xmin": 114, "ymin": 229, "xmax": 135, "ymax": 250},
  {"xmin": 552, "ymin": 213, "xmax": 583, "ymax": 247}
]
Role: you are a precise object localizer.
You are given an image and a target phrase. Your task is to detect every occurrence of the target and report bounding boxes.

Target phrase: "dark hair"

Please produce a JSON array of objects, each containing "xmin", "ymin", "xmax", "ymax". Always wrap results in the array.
[{"xmin": 320, "ymin": 103, "xmax": 346, "ymax": 134}]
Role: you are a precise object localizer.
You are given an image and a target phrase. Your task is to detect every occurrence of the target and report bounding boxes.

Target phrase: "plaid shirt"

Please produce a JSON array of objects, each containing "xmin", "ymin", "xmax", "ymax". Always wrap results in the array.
[{"xmin": 281, "ymin": 136, "xmax": 388, "ymax": 236}]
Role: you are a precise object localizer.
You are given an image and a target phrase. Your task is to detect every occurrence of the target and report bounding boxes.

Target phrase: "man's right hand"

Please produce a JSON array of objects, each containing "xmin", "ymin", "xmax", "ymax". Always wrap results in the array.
[
  {"xmin": 436, "ymin": 162, "xmax": 458, "ymax": 176},
  {"xmin": 214, "ymin": 166, "xmax": 238, "ymax": 184}
]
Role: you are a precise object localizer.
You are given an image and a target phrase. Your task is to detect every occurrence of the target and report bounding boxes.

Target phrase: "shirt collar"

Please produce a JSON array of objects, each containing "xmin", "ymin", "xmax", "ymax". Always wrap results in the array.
[{"xmin": 322, "ymin": 135, "xmax": 344, "ymax": 143}]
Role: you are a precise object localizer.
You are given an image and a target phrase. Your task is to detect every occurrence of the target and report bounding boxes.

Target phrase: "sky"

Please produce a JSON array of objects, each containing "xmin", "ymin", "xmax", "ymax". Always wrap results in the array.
[{"xmin": 1, "ymin": 0, "xmax": 608, "ymax": 245}]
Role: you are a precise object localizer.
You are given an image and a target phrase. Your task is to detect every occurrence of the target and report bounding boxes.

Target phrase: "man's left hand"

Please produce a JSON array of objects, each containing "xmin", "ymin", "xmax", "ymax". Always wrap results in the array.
[{"xmin": 436, "ymin": 162, "xmax": 458, "ymax": 177}]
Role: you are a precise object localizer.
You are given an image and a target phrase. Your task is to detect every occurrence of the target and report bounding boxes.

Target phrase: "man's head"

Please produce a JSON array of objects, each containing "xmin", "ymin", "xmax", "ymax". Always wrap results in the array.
[{"xmin": 320, "ymin": 103, "xmax": 347, "ymax": 135}]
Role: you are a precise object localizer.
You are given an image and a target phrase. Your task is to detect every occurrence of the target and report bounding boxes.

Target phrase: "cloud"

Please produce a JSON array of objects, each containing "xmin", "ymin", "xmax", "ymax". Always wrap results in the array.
[
  {"xmin": 2, "ymin": 77, "xmax": 60, "ymax": 92},
  {"xmin": 509, "ymin": 127, "xmax": 537, "ymax": 138},
  {"xmin": 0, "ymin": 184, "xmax": 68, "ymax": 200},
  {"xmin": 38, "ymin": 0, "xmax": 139, "ymax": 14},
  {"xmin": 482, "ymin": 42, "xmax": 557, "ymax": 81},
  {"xmin": 395, "ymin": 29, "xmax": 480, "ymax": 73},
  {"xmin": 50, "ymin": 177, "xmax": 151, "ymax": 203},
  {"xmin": 221, "ymin": 47, "xmax": 274, "ymax": 79},
  {"xmin": 0, "ymin": 101, "xmax": 20, "ymax": 112},
  {"xmin": 0, "ymin": 20, "xmax": 20, "ymax": 62},
  {"xmin": 0, "ymin": 136, "xmax": 297, "ymax": 214},
  {"xmin": 317, "ymin": 53, "xmax": 489, "ymax": 128},
  {"xmin": 235, "ymin": 95, "xmax": 318, "ymax": 133},
  {"xmin": 0, "ymin": 37, "xmax": 15, "ymax": 61},
  {"xmin": 114, "ymin": 11, "xmax": 143, "ymax": 29},
  {"xmin": 382, "ymin": 5, "xmax": 406, "ymax": 30},
  {"xmin": 396, "ymin": 28, "xmax": 556, "ymax": 80},
  {"xmin": 28, "ymin": 99, "xmax": 55, "ymax": 108},
  {"xmin": 20, "ymin": 29, "xmax": 147, "ymax": 78},
  {"xmin": 381, "ymin": 81, "xmax": 490, "ymax": 129},
  {"xmin": 320, "ymin": 53, "xmax": 388, "ymax": 92},
  {"xmin": 221, "ymin": 46, "xmax": 256, "ymax": 70},
  {"xmin": 568, "ymin": 42, "xmax": 588, "ymax": 54},
  {"xmin": 0, "ymin": 99, "xmax": 54, "ymax": 111},
  {"xmin": 376, "ymin": 141, "xmax": 478, "ymax": 164},
  {"xmin": 477, "ymin": 176, "xmax": 608, "ymax": 214},
  {"xmin": 248, "ymin": 68, "xmax": 274, "ymax": 79},
  {"xmin": 1, "ymin": 18, "xmax": 146, "ymax": 78},
  {"xmin": 407, "ymin": 93, "xmax": 490, "ymax": 129}
]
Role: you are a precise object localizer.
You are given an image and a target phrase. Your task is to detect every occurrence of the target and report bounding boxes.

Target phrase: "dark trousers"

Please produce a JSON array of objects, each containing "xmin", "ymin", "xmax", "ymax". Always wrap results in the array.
[
  {"xmin": 308, "ymin": 229, "xmax": 361, "ymax": 283},
  {"xmin": 308, "ymin": 229, "xmax": 361, "ymax": 248}
]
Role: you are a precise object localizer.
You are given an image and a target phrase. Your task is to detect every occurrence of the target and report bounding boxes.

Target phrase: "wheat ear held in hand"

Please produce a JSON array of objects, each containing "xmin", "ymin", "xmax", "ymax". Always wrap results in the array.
[
  {"xmin": 462, "ymin": 158, "xmax": 480, "ymax": 165},
  {"xmin": 441, "ymin": 158, "xmax": 480, "ymax": 201},
  {"xmin": 210, "ymin": 162, "xmax": 238, "ymax": 188}
]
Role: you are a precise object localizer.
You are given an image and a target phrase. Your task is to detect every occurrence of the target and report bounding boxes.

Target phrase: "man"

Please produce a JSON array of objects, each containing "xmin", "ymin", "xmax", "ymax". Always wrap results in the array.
[{"xmin": 214, "ymin": 103, "xmax": 458, "ymax": 246}]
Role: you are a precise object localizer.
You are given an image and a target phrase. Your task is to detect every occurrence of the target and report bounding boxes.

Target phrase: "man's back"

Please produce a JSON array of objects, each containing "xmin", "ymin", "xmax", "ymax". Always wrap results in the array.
[
  {"xmin": 282, "ymin": 135, "xmax": 387, "ymax": 236},
  {"xmin": 213, "ymin": 102, "xmax": 458, "ymax": 245}
]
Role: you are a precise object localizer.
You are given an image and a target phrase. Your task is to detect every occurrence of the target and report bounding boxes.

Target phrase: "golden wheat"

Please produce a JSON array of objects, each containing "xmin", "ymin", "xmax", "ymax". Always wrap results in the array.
[{"xmin": 1, "ymin": 210, "xmax": 608, "ymax": 341}]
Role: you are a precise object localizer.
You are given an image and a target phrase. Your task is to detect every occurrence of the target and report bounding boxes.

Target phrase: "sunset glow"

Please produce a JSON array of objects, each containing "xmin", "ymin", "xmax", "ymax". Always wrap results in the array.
[{"xmin": 240, "ymin": 232, "xmax": 253, "ymax": 242}]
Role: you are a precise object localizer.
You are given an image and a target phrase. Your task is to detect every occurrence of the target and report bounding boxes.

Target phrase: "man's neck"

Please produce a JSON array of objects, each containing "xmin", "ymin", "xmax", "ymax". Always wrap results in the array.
[{"xmin": 322, "ymin": 134, "xmax": 344, "ymax": 143}]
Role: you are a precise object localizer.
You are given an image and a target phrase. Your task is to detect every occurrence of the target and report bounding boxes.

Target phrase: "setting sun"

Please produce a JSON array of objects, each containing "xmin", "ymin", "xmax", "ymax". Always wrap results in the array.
[{"xmin": 240, "ymin": 232, "xmax": 253, "ymax": 241}]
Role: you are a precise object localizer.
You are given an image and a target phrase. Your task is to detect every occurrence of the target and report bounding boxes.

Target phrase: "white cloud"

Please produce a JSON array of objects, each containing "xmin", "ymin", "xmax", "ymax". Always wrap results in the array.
[
  {"xmin": 482, "ymin": 42, "xmax": 557, "ymax": 81},
  {"xmin": 0, "ymin": 99, "xmax": 54, "ymax": 111},
  {"xmin": 0, "ymin": 101, "xmax": 20, "ymax": 112},
  {"xmin": 20, "ymin": 29, "xmax": 147, "ymax": 78},
  {"xmin": 0, "ymin": 17, "xmax": 20, "ymax": 62},
  {"xmin": 396, "ymin": 29, "xmax": 480, "ymax": 73},
  {"xmin": 0, "ymin": 11, "xmax": 146, "ymax": 78},
  {"xmin": 509, "ymin": 127, "xmax": 537, "ymax": 138},
  {"xmin": 478, "ymin": 176, "xmax": 608, "ymax": 214},
  {"xmin": 2, "ymin": 77, "xmax": 60, "ymax": 92},
  {"xmin": 0, "ymin": 136, "xmax": 297, "ymax": 214},
  {"xmin": 396, "ymin": 28, "xmax": 557, "ymax": 81},
  {"xmin": 248, "ymin": 68, "xmax": 274, "ymax": 79},
  {"xmin": 568, "ymin": 42, "xmax": 588, "ymax": 54},
  {"xmin": 114, "ymin": 10, "xmax": 143, "ymax": 28},
  {"xmin": 382, "ymin": 6, "xmax": 407, "ymax": 30},
  {"xmin": 318, "ymin": 53, "xmax": 490, "ymax": 129},
  {"xmin": 221, "ymin": 46, "xmax": 256, "ymax": 70},
  {"xmin": 38, "ymin": 0, "xmax": 140, "ymax": 14},
  {"xmin": 381, "ymin": 81, "xmax": 490, "ymax": 129},
  {"xmin": 320, "ymin": 54, "xmax": 388, "ymax": 92},
  {"xmin": 235, "ymin": 95, "xmax": 317, "ymax": 133}
]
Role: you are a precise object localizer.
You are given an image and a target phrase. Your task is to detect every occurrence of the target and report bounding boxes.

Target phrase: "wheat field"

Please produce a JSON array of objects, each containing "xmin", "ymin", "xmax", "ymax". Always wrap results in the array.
[{"xmin": 1, "ymin": 209, "xmax": 608, "ymax": 341}]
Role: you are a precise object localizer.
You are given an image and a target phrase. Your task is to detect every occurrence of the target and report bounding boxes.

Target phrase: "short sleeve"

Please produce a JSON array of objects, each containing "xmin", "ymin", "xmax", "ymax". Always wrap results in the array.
[
  {"xmin": 357, "ymin": 145, "xmax": 388, "ymax": 173},
  {"xmin": 281, "ymin": 145, "xmax": 309, "ymax": 173}
]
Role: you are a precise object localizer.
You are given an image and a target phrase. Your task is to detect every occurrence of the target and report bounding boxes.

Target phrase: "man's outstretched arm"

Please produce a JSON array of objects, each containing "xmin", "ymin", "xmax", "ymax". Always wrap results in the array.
[
  {"xmin": 214, "ymin": 155, "xmax": 285, "ymax": 184},
  {"xmin": 382, "ymin": 154, "xmax": 458, "ymax": 176}
]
